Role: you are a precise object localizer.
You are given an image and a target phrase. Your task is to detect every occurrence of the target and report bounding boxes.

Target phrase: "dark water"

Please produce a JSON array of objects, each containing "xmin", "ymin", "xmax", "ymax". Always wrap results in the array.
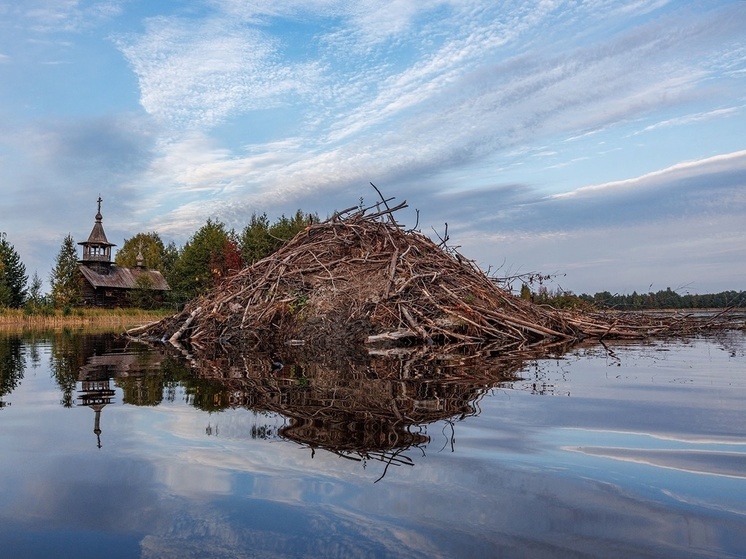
[{"xmin": 0, "ymin": 329, "xmax": 744, "ymax": 559}]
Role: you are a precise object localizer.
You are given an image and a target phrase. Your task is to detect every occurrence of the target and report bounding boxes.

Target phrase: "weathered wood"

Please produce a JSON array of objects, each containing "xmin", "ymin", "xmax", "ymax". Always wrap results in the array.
[
  {"xmin": 131, "ymin": 192, "xmax": 744, "ymax": 352},
  {"xmin": 169, "ymin": 306, "xmax": 201, "ymax": 345},
  {"xmin": 366, "ymin": 329, "xmax": 418, "ymax": 343}
]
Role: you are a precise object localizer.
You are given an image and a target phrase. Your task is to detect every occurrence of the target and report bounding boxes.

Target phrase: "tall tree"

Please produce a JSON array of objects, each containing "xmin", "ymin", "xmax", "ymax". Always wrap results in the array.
[
  {"xmin": 24, "ymin": 271, "xmax": 49, "ymax": 313},
  {"xmin": 239, "ymin": 212, "xmax": 273, "ymax": 265},
  {"xmin": 0, "ymin": 232, "xmax": 28, "ymax": 308},
  {"xmin": 268, "ymin": 209, "xmax": 319, "ymax": 247},
  {"xmin": 49, "ymin": 234, "xmax": 81, "ymax": 308},
  {"xmin": 130, "ymin": 274, "xmax": 159, "ymax": 310},
  {"xmin": 239, "ymin": 210, "xmax": 319, "ymax": 265},
  {"xmin": 209, "ymin": 238, "xmax": 244, "ymax": 287},
  {"xmin": 169, "ymin": 219, "xmax": 242, "ymax": 300},
  {"xmin": 49, "ymin": 330, "xmax": 86, "ymax": 408},
  {"xmin": 161, "ymin": 241, "xmax": 179, "ymax": 280},
  {"xmin": 115, "ymin": 232, "xmax": 167, "ymax": 270}
]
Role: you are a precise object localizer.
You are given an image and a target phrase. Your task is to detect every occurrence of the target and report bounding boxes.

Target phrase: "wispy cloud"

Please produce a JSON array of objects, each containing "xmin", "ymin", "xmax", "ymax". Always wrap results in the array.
[
  {"xmin": 117, "ymin": 16, "xmax": 322, "ymax": 129},
  {"xmin": 13, "ymin": 0, "xmax": 123, "ymax": 33},
  {"xmin": 551, "ymin": 150, "xmax": 746, "ymax": 201},
  {"xmin": 0, "ymin": 1, "xmax": 744, "ymax": 293},
  {"xmin": 632, "ymin": 107, "xmax": 742, "ymax": 135}
]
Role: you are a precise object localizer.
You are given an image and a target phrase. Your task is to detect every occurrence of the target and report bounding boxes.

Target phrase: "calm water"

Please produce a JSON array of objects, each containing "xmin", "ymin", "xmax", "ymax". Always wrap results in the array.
[{"xmin": 0, "ymin": 329, "xmax": 744, "ymax": 559}]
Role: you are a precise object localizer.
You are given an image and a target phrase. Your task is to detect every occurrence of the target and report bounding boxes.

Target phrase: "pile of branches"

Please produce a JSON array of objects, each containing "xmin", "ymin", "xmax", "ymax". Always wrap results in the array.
[{"xmin": 133, "ymin": 192, "xmax": 743, "ymax": 354}]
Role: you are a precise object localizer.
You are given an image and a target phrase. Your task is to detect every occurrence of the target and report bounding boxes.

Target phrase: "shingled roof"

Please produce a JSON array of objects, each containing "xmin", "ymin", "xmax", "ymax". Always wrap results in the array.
[{"xmin": 79, "ymin": 265, "xmax": 169, "ymax": 291}]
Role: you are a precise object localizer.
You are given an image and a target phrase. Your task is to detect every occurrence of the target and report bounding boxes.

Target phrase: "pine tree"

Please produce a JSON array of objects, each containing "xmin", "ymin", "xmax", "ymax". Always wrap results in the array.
[
  {"xmin": 520, "ymin": 283, "xmax": 532, "ymax": 301},
  {"xmin": 239, "ymin": 210, "xmax": 319, "ymax": 265},
  {"xmin": 24, "ymin": 272, "xmax": 49, "ymax": 314},
  {"xmin": 169, "ymin": 219, "xmax": 241, "ymax": 300},
  {"xmin": 0, "ymin": 232, "xmax": 28, "ymax": 308},
  {"xmin": 240, "ymin": 213, "xmax": 272, "ymax": 265},
  {"xmin": 49, "ymin": 234, "xmax": 81, "ymax": 308}
]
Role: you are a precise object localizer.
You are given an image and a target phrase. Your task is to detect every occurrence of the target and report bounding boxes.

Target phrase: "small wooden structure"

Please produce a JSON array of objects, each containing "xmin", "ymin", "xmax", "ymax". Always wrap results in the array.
[{"xmin": 78, "ymin": 197, "xmax": 169, "ymax": 307}]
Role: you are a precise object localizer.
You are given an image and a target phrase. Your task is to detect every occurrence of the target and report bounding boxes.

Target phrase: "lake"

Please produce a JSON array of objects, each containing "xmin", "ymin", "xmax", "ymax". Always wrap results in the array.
[{"xmin": 1, "ymin": 328, "xmax": 744, "ymax": 558}]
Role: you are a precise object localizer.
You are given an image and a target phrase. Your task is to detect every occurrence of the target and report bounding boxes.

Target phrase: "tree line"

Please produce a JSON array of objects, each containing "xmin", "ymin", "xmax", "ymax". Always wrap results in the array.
[
  {"xmin": 523, "ymin": 285, "xmax": 746, "ymax": 310},
  {"xmin": 1, "ymin": 214, "xmax": 743, "ymax": 312},
  {"xmin": 0, "ymin": 209, "xmax": 318, "ymax": 312},
  {"xmin": 577, "ymin": 287, "xmax": 746, "ymax": 310}
]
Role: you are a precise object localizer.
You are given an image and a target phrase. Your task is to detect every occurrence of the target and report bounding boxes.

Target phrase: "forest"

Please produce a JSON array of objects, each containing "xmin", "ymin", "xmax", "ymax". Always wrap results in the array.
[
  {"xmin": 576, "ymin": 288, "xmax": 746, "ymax": 310},
  {"xmin": 526, "ymin": 284, "xmax": 746, "ymax": 311},
  {"xmin": 0, "ymin": 211, "xmax": 744, "ymax": 313}
]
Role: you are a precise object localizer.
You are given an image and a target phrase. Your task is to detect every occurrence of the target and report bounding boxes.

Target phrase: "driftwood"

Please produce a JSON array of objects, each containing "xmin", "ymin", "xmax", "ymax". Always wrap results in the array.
[{"xmin": 132, "ymin": 193, "xmax": 744, "ymax": 354}]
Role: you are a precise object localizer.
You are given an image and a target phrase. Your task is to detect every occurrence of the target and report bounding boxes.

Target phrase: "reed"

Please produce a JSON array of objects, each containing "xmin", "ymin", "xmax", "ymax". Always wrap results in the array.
[{"xmin": 0, "ymin": 307, "xmax": 171, "ymax": 332}]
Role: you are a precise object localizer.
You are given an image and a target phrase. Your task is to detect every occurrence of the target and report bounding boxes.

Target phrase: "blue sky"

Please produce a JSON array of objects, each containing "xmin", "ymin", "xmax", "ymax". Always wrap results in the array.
[{"xmin": 1, "ymin": 0, "xmax": 744, "ymax": 295}]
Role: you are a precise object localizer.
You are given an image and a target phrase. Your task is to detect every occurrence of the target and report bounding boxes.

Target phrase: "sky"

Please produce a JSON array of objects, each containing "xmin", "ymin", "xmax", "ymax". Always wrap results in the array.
[{"xmin": 0, "ymin": 0, "xmax": 744, "ymax": 296}]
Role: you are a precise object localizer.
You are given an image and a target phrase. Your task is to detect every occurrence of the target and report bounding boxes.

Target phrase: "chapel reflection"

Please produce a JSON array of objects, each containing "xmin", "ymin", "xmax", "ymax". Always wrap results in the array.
[
  {"xmin": 63, "ymin": 333, "xmax": 172, "ymax": 447},
  {"xmin": 78, "ymin": 375, "xmax": 114, "ymax": 448},
  {"xmin": 39, "ymin": 329, "xmax": 540, "ymax": 466}
]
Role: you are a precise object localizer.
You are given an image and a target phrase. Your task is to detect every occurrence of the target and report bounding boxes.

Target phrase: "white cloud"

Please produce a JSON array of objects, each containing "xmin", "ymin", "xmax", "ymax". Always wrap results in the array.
[
  {"xmin": 118, "ymin": 16, "xmax": 321, "ymax": 129},
  {"xmin": 15, "ymin": 0, "xmax": 123, "ymax": 32},
  {"xmin": 633, "ymin": 106, "xmax": 742, "ymax": 135},
  {"xmin": 552, "ymin": 150, "xmax": 746, "ymax": 200}
]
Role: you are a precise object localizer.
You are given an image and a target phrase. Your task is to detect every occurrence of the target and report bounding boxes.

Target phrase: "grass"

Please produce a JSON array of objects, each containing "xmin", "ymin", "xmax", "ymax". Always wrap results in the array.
[{"xmin": 0, "ymin": 307, "xmax": 171, "ymax": 332}]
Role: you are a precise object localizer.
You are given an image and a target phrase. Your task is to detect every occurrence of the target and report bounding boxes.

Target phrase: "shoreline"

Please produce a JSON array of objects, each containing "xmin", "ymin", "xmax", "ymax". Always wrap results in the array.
[{"xmin": 0, "ymin": 309, "xmax": 171, "ymax": 332}]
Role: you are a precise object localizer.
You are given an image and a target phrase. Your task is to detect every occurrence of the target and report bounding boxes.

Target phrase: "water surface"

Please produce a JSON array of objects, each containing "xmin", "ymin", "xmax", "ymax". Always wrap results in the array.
[{"xmin": 0, "ymin": 330, "xmax": 744, "ymax": 558}]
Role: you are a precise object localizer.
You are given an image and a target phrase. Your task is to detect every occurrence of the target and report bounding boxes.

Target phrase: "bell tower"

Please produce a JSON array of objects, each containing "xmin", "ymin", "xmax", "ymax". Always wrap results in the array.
[{"xmin": 78, "ymin": 196, "xmax": 116, "ymax": 274}]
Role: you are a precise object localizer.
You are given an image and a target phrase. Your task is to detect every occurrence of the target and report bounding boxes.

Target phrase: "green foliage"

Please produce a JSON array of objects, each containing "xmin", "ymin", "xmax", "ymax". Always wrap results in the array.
[
  {"xmin": 0, "ymin": 335, "xmax": 25, "ymax": 408},
  {"xmin": 183, "ymin": 378, "xmax": 232, "ymax": 412},
  {"xmin": 580, "ymin": 288, "xmax": 746, "ymax": 310},
  {"xmin": 0, "ymin": 232, "xmax": 28, "ymax": 308},
  {"xmin": 115, "ymin": 232, "xmax": 167, "ymax": 270},
  {"xmin": 269, "ymin": 209, "xmax": 319, "ymax": 244},
  {"xmin": 49, "ymin": 329, "xmax": 86, "ymax": 407},
  {"xmin": 167, "ymin": 219, "xmax": 241, "ymax": 301},
  {"xmin": 0, "ymin": 276, "xmax": 9, "ymax": 309},
  {"xmin": 240, "ymin": 210, "xmax": 319, "ymax": 265},
  {"xmin": 520, "ymin": 284, "xmax": 531, "ymax": 301},
  {"xmin": 115, "ymin": 374, "xmax": 164, "ymax": 406},
  {"xmin": 26, "ymin": 272, "xmax": 43, "ymax": 305},
  {"xmin": 239, "ymin": 213, "xmax": 273, "ymax": 265},
  {"xmin": 23, "ymin": 272, "xmax": 54, "ymax": 315},
  {"xmin": 533, "ymin": 288, "xmax": 595, "ymax": 310},
  {"xmin": 288, "ymin": 293, "xmax": 309, "ymax": 314},
  {"xmin": 49, "ymin": 234, "xmax": 82, "ymax": 308},
  {"xmin": 129, "ymin": 274, "xmax": 159, "ymax": 309},
  {"xmin": 161, "ymin": 241, "xmax": 179, "ymax": 279}
]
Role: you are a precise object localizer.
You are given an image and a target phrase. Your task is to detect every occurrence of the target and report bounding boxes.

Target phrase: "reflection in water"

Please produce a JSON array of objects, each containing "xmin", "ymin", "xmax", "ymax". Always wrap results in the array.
[
  {"xmin": 78, "ymin": 378, "xmax": 114, "ymax": 448},
  {"xmin": 0, "ymin": 335, "xmax": 24, "ymax": 409},
  {"xmin": 0, "ymin": 330, "xmax": 179, "ymax": 446},
  {"xmin": 174, "ymin": 346, "xmax": 532, "ymax": 478},
  {"xmin": 2, "ymin": 329, "xmax": 537, "ymax": 469},
  {"xmin": 0, "ymin": 329, "xmax": 745, "ymax": 558},
  {"xmin": 75, "ymin": 343, "xmax": 172, "ymax": 447}
]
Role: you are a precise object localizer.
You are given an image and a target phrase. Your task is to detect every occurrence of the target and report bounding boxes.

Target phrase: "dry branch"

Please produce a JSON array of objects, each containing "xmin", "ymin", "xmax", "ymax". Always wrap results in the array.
[{"xmin": 132, "ymin": 195, "xmax": 744, "ymax": 355}]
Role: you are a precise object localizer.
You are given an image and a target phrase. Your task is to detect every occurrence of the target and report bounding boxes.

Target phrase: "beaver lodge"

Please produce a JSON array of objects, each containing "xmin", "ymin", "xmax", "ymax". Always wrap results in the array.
[{"xmin": 131, "ymin": 192, "xmax": 741, "ymax": 355}]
